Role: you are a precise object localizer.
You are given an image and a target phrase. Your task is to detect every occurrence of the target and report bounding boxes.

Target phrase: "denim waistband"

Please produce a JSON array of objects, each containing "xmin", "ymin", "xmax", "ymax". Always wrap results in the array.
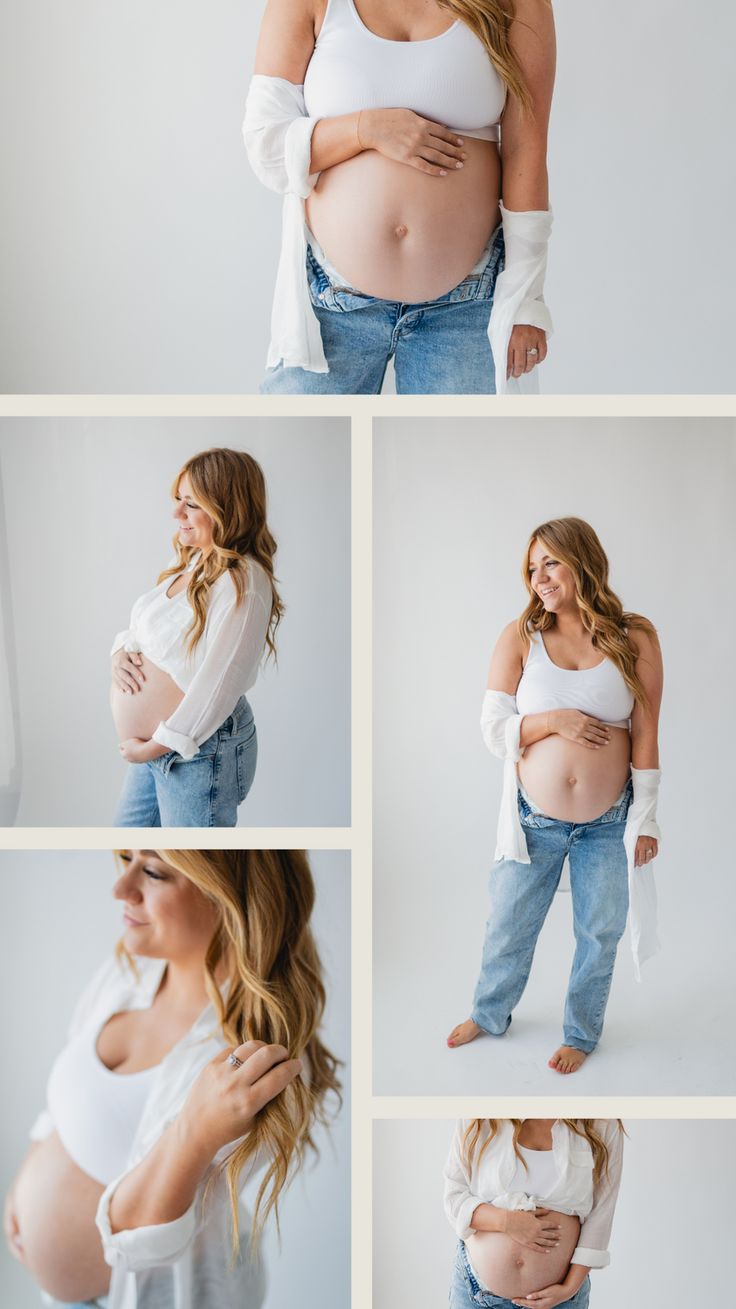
[
  {"xmin": 518, "ymin": 778, "xmax": 632, "ymax": 822},
  {"xmin": 306, "ymin": 223, "xmax": 504, "ymax": 309},
  {"xmin": 219, "ymin": 694, "xmax": 252, "ymax": 737}
]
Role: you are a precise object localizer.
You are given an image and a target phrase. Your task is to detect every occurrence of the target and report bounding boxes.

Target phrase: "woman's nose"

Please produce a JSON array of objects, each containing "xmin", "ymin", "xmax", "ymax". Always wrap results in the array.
[{"xmin": 113, "ymin": 864, "xmax": 142, "ymax": 902}]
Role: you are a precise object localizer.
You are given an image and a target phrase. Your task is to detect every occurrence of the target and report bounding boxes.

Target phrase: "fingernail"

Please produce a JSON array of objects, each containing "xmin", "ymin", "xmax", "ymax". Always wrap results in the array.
[
  {"xmin": 455, "ymin": 161, "xmax": 463, "ymax": 168},
  {"xmin": 440, "ymin": 169, "xmax": 447, "ymax": 175},
  {"xmin": 456, "ymin": 137, "xmax": 464, "ymax": 144}
]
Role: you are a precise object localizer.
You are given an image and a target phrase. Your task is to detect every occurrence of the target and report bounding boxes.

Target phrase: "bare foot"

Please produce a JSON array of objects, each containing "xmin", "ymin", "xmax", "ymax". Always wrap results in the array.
[
  {"xmin": 548, "ymin": 1045, "xmax": 588, "ymax": 1074},
  {"xmin": 447, "ymin": 1019, "xmax": 484, "ymax": 1048}
]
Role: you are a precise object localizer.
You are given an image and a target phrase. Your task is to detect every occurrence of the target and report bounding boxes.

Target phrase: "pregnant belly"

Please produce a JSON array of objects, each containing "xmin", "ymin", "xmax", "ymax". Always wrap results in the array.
[
  {"xmin": 517, "ymin": 727, "xmax": 631, "ymax": 823},
  {"xmin": 305, "ymin": 137, "xmax": 501, "ymax": 302},
  {"xmin": 14, "ymin": 1132, "xmax": 110, "ymax": 1302},
  {"xmin": 466, "ymin": 1210, "xmax": 581, "ymax": 1300},
  {"xmin": 110, "ymin": 653, "xmax": 184, "ymax": 742}
]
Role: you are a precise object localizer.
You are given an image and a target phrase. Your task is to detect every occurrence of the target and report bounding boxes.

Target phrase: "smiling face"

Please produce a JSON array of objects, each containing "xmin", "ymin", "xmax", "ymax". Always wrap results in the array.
[
  {"xmin": 172, "ymin": 473, "xmax": 214, "ymax": 555},
  {"xmin": 527, "ymin": 537, "xmax": 578, "ymax": 615},
  {"xmin": 113, "ymin": 851, "xmax": 219, "ymax": 964}
]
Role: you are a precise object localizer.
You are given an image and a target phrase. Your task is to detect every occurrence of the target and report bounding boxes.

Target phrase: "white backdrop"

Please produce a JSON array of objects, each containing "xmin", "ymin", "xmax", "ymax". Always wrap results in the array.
[
  {"xmin": 0, "ymin": 849, "xmax": 350, "ymax": 1309},
  {"xmin": 373, "ymin": 417, "xmax": 736, "ymax": 1094},
  {"xmin": 0, "ymin": 417, "xmax": 350, "ymax": 826},
  {"xmin": 373, "ymin": 1119, "xmax": 736, "ymax": 1309},
  {"xmin": 0, "ymin": 1, "xmax": 734, "ymax": 393}
]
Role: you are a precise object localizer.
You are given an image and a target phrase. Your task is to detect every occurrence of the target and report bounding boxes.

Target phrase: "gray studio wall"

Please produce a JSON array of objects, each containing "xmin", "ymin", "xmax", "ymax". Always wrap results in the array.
[
  {"xmin": 0, "ymin": 417, "xmax": 350, "ymax": 826},
  {"xmin": 0, "ymin": 1, "xmax": 734, "ymax": 393},
  {"xmin": 373, "ymin": 417, "xmax": 736, "ymax": 1096},
  {"xmin": 0, "ymin": 849, "xmax": 350, "ymax": 1309},
  {"xmin": 373, "ymin": 1119, "xmax": 736, "ymax": 1309}
]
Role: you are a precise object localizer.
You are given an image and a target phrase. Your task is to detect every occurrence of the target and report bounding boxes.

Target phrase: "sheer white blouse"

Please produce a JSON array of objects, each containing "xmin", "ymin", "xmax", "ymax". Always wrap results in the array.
[
  {"xmin": 30, "ymin": 954, "xmax": 268, "ymax": 1309},
  {"xmin": 111, "ymin": 557, "xmax": 271, "ymax": 760},
  {"xmin": 444, "ymin": 1119, "xmax": 624, "ymax": 1270}
]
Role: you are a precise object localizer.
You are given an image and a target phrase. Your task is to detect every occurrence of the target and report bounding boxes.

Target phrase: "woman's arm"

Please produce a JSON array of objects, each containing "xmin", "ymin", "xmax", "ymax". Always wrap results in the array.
[
  {"xmin": 629, "ymin": 627, "xmax": 663, "ymax": 769},
  {"xmin": 501, "ymin": 0, "xmax": 556, "ymax": 212},
  {"xmin": 106, "ymin": 1043, "xmax": 301, "ymax": 1241},
  {"xmin": 498, "ymin": 0, "xmax": 557, "ymax": 380}
]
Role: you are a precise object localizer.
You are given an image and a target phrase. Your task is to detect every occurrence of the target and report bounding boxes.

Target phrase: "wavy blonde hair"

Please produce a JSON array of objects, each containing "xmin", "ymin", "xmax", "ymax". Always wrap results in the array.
[
  {"xmin": 517, "ymin": 517, "xmax": 657, "ymax": 708},
  {"xmin": 462, "ymin": 1119, "xmax": 624, "ymax": 1185},
  {"xmin": 157, "ymin": 447, "xmax": 284, "ymax": 659},
  {"xmin": 116, "ymin": 849, "xmax": 341, "ymax": 1249},
  {"xmin": 438, "ymin": 0, "xmax": 551, "ymax": 112}
]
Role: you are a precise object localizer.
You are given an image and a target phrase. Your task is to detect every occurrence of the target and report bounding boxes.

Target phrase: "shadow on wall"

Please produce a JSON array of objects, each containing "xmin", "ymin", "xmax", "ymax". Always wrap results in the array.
[{"xmin": 0, "ymin": 458, "xmax": 21, "ymax": 823}]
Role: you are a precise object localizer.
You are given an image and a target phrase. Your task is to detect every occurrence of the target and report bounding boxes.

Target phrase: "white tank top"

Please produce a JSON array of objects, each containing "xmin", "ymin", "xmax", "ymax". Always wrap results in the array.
[
  {"xmin": 515, "ymin": 630, "xmax": 634, "ymax": 727},
  {"xmin": 505, "ymin": 1145, "xmax": 560, "ymax": 1201},
  {"xmin": 47, "ymin": 1023, "xmax": 157, "ymax": 1185},
  {"xmin": 303, "ymin": 0, "xmax": 506, "ymax": 140}
]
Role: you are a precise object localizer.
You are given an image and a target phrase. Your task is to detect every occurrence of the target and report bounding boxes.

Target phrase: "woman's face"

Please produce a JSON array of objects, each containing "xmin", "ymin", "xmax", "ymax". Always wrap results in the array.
[
  {"xmin": 173, "ymin": 472, "xmax": 214, "ymax": 554},
  {"xmin": 114, "ymin": 851, "xmax": 219, "ymax": 963},
  {"xmin": 527, "ymin": 538, "xmax": 577, "ymax": 613}
]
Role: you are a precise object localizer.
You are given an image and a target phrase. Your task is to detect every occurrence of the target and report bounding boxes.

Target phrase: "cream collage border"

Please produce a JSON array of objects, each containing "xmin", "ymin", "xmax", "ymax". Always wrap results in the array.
[{"xmin": 1, "ymin": 389, "xmax": 734, "ymax": 1307}]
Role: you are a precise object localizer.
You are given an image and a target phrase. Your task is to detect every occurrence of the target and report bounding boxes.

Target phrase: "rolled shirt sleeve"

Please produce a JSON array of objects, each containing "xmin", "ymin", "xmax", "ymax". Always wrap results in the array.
[
  {"xmin": 443, "ymin": 1121, "xmax": 488, "ymax": 1240},
  {"xmin": 572, "ymin": 1123, "xmax": 624, "ymax": 1269},
  {"xmin": 243, "ymin": 74, "xmax": 320, "ymax": 197},
  {"xmin": 95, "ymin": 1181, "xmax": 197, "ymax": 1272},
  {"xmin": 152, "ymin": 573, "xmax": 269, "ymax": 761}
]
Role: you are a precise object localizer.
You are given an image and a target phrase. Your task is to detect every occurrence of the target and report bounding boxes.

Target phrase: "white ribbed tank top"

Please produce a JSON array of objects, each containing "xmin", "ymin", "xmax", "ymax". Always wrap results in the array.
[
  {"xmin": 516, "ymin": 631, "xmax": 634, "ymax": 727},
  {"xmin": 505, "ymin": 1145, "xmax": 560, "ymax": 1201},
  {"xmin": 47, "ymin": 1023, "xmax": 157, "ymax": 1185},
  {"xmin": 303, "ymin": 0, "xmax": 506, "ymax": 140}
]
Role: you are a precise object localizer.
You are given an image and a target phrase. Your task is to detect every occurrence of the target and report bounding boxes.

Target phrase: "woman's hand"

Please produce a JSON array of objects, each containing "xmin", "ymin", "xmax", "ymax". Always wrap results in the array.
[
  {"xmin": 358, "ymin": 108, "xmax": 467, "ymax": 176},
  {"xmin": 3, "ymin": 1189, "xmax": 24, "ymax": 1263},
  {"xmin": 512, "ymin": 1283, "xmax": 577, "ymax": 1308},
  {"xmin": 112, "ymin": 648, "xmax": 146, "ymax": 694},
  {"xmin": 180, "ymin": 1041, "xmax": 303, "ymax": 1158},
  {"xmin": 635, "ymin": 835, "xmax": 658, "ymax": 867},
  {"xmin": 502, "ymin": 1207, "xmax": 561, "ymax": 1252},
  {"xmin": 507, "ymin": 325, "xmax": 548, "ymax": 381},
  {"xmin": 118, "ymin": 738, "xmax": 169, "ymax": 764},
  {"xmin": 549, "ymin": 709, "xmax": 611, "ymax": 749}
]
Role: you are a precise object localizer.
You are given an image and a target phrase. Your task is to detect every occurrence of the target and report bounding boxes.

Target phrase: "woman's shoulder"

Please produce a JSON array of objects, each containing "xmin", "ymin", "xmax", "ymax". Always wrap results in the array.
[{"xmin": 624, "ymin": 616, "xmax": 660, "ymax": 658}]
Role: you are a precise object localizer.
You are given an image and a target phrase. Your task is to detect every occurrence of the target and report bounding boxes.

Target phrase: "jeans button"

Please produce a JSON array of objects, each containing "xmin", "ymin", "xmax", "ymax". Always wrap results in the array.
[{"xmin": 318, "ymin": 291, "xmax": 325, "ymax": 300}]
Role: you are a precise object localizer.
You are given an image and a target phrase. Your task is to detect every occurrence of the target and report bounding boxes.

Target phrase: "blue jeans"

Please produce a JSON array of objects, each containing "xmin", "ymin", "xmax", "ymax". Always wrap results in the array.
[
  {"xmin": 260, "ymin": 227, "xmax": 504, "ymax": 395},
  {"xmin": 472, "ymin": 784, "xmax": 632, "ymax": 1053},
  {"xmin": 450, "ymin": 1241, "xmax": 590, "ymax": 1309},
  {"xmin": 114, "ymin": 696, "xmax": 257, "ymax": 827}
]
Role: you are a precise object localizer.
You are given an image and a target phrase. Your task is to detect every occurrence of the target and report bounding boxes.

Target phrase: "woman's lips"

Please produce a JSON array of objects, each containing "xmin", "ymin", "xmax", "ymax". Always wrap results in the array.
[{"xmin": 123, "ymin": 912, "xmax": 147, "ymax": 927}]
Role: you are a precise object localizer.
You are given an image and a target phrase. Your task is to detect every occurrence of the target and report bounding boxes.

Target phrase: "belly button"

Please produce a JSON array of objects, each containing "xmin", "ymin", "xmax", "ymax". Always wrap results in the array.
[
  {"xmin": 568, "ymin": 776, "xmax": 577, "ymax": 786},
  {"xmin": 515, "ymin": 1257, "xmax": 524, "ymax": 1269},
  {"xmin": 394, "ymin": 223, "xmax": 409, "ymax": 239}
]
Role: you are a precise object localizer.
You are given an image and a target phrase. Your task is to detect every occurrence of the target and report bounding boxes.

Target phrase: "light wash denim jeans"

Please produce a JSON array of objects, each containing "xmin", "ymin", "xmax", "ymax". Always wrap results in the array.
[
  {"xmin": 260, "ymin": 227, "xmax": 504, "ymax": 395},
  {"xmin": 450, "ymin": 1240, "xmax": 591, "ymax": 1309},
  {"xmin": 114, "ymin": 696, "xmax": 257, "ymax": 827},
  {"xmin": 472, "ymin": 783, "xmax": 632, "ymax": 1053}
]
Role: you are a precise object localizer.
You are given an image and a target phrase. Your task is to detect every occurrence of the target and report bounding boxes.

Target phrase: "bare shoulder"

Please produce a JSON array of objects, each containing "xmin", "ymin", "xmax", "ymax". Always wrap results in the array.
[
  {"xmin": 495, "ymin": 619, "xmax": 527, "ymax": 657},
  {"xmin": 628, "ymin": 618, "xmax": 662, "ymax": 661},
  {"xmin": 510, "ymin": 0, "xmax": 556, "ymax": 44},
  {"xmin": 254, "ymin": 0, "xmax": 321, "ymax": 79}
]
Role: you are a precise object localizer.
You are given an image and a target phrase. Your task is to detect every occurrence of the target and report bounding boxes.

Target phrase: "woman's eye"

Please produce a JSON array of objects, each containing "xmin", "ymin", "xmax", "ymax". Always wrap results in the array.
[{"xmin": 143, "ymin": 867, "xmax": 166, "ymax": 880}]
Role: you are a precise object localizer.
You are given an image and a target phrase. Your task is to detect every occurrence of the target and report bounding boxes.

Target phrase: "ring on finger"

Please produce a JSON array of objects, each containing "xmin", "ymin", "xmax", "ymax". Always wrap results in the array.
[{"xmin": 228, "ymin": 1053, "xmax": 244, "ymax": 1070}]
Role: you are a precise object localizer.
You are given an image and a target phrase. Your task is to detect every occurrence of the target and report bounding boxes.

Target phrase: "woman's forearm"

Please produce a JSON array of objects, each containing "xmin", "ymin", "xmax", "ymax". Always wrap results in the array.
[
  {"xmin": 518, "ymin": 709, "xmax": 558, "ymax": 749},
  {"xmin": 562, "ymin": 1263, "xmax": 592, "ymax": 1295},
  {"xmin": 500, "ymin": 142, "xmax": 549, "ymax": 211},
  {"xmin": 630, "ymin": 720, "xmax": 660, "ymax": 770},
  {"xmin": 309, "ymin": 112, "xmax": 364, "ymax": 172},
  {"xmin": 469, "ymin": 1202, "xmax": 507, "ymax": 1233},
  {"xmin": 109, "ymin": 1117, "xmax": 215, "ymax": 1233}
]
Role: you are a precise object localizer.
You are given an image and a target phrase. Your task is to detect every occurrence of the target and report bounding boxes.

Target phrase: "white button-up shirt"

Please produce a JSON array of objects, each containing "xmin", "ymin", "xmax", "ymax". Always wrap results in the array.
[
  {"xmin": 31, "ymin": 954, "xmax": 268, "ymax": 1309},
  {"xmin": 444, "ymin": 1119, "xmax": 624, "ymax": 1269},
  {"xmin": 111, "ymin": 556, "xmax": 271, "ymax": 760}
]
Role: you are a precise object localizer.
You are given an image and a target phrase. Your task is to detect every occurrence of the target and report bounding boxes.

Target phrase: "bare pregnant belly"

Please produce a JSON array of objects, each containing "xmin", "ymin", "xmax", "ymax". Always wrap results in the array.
[
  {"xmin": 466, "ymin": 1210, "xmax": 581, "ymax": 1300},
  {"xmin": 14, "ymin": 1132, "xmax": 110, "ymax": 1302},
  {"xmin": 110, "ymin": 654, "xmax": 184, "ymax": 742},
  {"xmin": 305, "ymin": 137, "xmax": 501, "ymax": 302},
  {"xmin": 518, "ymin": 727, "xmax": 631, "ymax": 823}
]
